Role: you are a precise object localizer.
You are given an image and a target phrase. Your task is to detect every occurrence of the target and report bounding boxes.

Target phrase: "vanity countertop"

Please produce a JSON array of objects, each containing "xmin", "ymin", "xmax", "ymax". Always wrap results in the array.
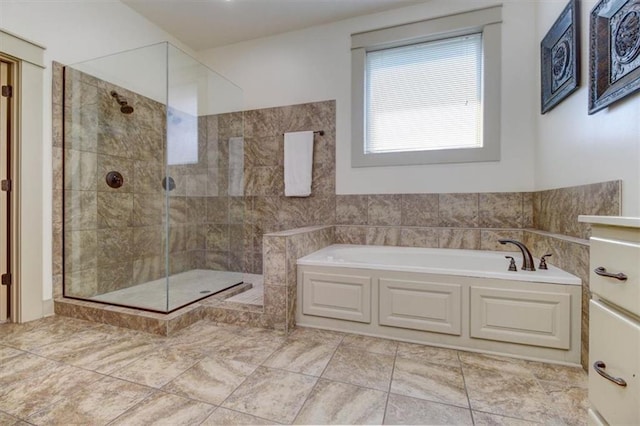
[{"xmin": 578, "ymin": 215, "xmax": 640, "ymax": 228}]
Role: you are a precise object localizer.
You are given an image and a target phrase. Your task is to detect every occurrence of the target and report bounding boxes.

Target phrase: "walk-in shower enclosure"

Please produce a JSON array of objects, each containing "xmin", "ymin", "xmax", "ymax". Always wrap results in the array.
[{"xmin": 63, "ymin": 42, "xmax": 245, "ymax": 313}]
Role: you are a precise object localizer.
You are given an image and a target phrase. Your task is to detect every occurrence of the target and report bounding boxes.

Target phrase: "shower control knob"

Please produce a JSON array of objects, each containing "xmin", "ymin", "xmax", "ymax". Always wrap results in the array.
[
  {"xmin": 162, "ymin": 176, "xmax": 176, "ymax": 191},
  {"xmin": 106, "ymin": 171, "xmax": 124, "ymax": 189}
]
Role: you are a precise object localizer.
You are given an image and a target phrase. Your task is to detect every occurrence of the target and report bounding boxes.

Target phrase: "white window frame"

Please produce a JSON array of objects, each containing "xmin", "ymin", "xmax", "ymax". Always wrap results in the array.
[{"xmin": 351, "ymin": 6, "xmax": 502, "ymax": 167}]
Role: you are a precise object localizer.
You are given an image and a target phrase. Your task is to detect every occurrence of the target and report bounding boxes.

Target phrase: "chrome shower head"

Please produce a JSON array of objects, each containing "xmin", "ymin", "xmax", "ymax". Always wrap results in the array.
[{"xmin": 110, "ymin": 90, "xmax": 134, "ymax": 114}]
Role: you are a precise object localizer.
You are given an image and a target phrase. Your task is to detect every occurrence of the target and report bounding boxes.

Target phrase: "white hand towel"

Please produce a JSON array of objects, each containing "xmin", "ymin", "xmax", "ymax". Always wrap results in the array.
[{"xmin": 284, "ymin": 131, "xmax": 314, "ymax": 197}]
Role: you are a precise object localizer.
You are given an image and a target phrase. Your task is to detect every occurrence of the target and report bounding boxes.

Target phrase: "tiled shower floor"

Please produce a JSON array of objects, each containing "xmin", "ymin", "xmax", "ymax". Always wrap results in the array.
[
  {"xmin": 224, "ymin": 275, "xmax": 264, "ymax": 306},
  {"xmin": 0, "ymin": 316, "xmax": 587, "ymax": 425},
  {"xmin": 89, "ymin": 270, "xmax": 247, "ymax": 312}
]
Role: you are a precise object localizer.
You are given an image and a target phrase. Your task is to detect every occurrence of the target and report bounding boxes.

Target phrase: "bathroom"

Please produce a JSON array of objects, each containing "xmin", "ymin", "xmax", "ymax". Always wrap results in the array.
[{"xmin": 1, "ymin": 0, "xmax": 639, "ymax": 424}]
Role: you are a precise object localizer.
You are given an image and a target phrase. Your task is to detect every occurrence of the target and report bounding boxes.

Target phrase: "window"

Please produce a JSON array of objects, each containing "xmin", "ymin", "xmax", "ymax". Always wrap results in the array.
[{"xmin": 351, "ymin": 6, "xmax": 502, "ymax": 167}]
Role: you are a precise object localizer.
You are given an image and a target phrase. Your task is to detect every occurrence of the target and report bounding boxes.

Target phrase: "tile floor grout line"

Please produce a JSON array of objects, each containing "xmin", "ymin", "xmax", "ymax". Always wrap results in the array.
[
  {"xmin": 215, "ymin": 371, "xmax": 286, "ymax": 426},
  {"xmin": 470, "ymin": 407, "xmax": 549, "ymax": 424},
  {"xmin": 157, "ymin": 354, "xmax": 263, "ymax": 408},
  {"xmin": 104, "ymin": 388, "xmax": 163, "ymax": 426},
  {"xmin": 213, "ymin": 363, "xmax": 268, "ymax": 421},
  {"xmin": 458, "ymin": 354, "xmax": 567, "ymax": 424},
  {"xmin": 199, "ymin": 406, "xmax": 280, "ymax": 426},
  {"xmin": 257, "ymin": 343, "xmax": 442, "ymax": 396},
  {"xmin": 288, "ymin": 373, "xmax": 321, "ymax": 425},
  {"xmin": 11, "ymin": 363, "xmax": 114, "ymax": 423},
  {"xmin": 287, "ymin": 334, "xmax": 345, "ymax": 425},
  {"xmin": 38, "ymin": 338, "xmax": 162, "ymax": 375},
  {"xmin": 315, "ymin": 333, "xmax": 344, "ymax": 379},
  {"xmin": 527, "ymin": 367, "xmax": 568, "ymax": 424},
  {"xmin": 105, "ymin": 372, "xmax": 225, "ymax": 416},
  {"xmin": 382, "ymin": 345, "xmax": 399, "ymax": 424},
  {"xmin": 458, "ymin": 350, "xmax": 476, "ymax": 425},
  {"xmin": 256, "ymin": 360, "xmax": 399, "ymax": 395},
  {"xmin": 157, "ymin": 357, "xmax": 207, "ymax": 395},
  {"xmin": 9, "ymin": 347, "xmax": 115, "ymax": 382},
  {"xmin": 386, "ymin": 390, "xmax": 482, "ymax": 412},
  {"xmin": 26, "ymin": 374, "xmax": 157, "ymax": 426}
]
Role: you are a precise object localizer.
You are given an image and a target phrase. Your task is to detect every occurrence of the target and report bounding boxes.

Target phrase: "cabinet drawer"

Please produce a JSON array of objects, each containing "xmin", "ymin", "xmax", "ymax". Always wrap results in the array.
[
  {"xmin": 470, "ymin": 287, "xmax": 571, "ymax": 349},
  {"xmin": 301, "ymin": 271, "xmax": 371, "ymax": 323},
  {"xmin": 379, "ymin": 278, "xmax": 461, "ymax": 335},
  {"xmin": 590, "ymin": 237, "xmax": 640, "ymax": 317},
  {"xmin": 589, "ymin": 300, "xmax": 640, "ymax": 425}
]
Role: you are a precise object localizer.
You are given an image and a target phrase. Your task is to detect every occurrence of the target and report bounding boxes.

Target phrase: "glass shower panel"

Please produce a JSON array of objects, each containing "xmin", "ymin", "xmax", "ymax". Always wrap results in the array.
[
  {"xmin": 165, "ymin": 44, "xmax": 244, "ymax": 311},
  {"xmin": 63, "ymin": 43, "xmax": 169, "ymax": 312},
  {"xmin": 63, "ymin": 42, "xmax": 244, "ymax": 313}
]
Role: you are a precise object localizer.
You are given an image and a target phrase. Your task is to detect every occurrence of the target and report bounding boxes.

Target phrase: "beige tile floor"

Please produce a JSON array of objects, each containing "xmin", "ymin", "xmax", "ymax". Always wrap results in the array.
[{"xmin": 0, "ymin": 316, "xmax": 588, "ymax": 425}]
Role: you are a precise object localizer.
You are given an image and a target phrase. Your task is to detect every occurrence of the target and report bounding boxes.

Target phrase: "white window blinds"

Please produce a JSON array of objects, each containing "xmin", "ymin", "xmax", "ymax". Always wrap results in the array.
[{"xmin": 365, "ymin": 33, "xmax": 483, "ymax": 154}]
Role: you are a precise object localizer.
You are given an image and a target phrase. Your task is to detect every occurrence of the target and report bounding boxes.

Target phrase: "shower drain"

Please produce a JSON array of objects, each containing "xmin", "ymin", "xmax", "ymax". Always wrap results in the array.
[{"xmin": 200, "ymin": 290, "xmax": 212, "ymax": 294}]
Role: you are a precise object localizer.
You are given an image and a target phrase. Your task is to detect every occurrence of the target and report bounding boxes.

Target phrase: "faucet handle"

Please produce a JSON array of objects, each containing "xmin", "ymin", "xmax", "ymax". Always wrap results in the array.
[
  {"xmin": 539, "ymin": 253, "xmax": 553, "ymax": 270},
  {"xmin": 505, "ymin": 256, "xmax": 517, "ymax": 271}
]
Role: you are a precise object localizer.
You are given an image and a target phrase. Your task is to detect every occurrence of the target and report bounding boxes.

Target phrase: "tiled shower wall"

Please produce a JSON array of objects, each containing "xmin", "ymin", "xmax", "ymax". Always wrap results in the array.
[
  {"xmin": 239, "ymin": 102, "xmax": 337, "ymax": 274},
  {"xmin": 52, "ymin": 64, "xmax": 245, "ymax": 301},
  {"xmin": 166, "ymin": 111, "xmax": 245, "ymax": 274},
  {"xmin": 59, "ymin": 67, "xmax": 167, "ymax": 298}
]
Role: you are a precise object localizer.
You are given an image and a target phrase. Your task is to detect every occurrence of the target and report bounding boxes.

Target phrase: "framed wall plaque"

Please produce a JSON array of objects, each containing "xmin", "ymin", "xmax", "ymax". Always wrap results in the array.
[
  {"xmin": 541, "ymin": 0, "xmax": 580, "ymax": 114},
  {"xmin": 589, "ymin": 0, "xmax": 640, "ymax": 114}
]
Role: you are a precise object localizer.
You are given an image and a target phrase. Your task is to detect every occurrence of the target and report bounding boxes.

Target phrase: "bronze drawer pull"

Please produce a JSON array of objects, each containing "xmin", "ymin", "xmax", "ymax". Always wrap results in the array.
[
  {"xmin": 594, "ymin": 267, "xmax": 628, "ymax": 281},
  {"xmin": 593, "ymin": 361, "xmax": 627, "ymax": 387}
]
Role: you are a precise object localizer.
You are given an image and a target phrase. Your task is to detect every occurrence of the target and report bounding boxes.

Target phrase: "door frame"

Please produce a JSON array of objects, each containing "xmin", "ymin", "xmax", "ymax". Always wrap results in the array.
[
  {"xmin": 0, "ymin": 55, "xmax": 17, "ymax": 322},
  {"xmin": 1, "ymin": 29, "xmax": 46, "ymax": 322}
]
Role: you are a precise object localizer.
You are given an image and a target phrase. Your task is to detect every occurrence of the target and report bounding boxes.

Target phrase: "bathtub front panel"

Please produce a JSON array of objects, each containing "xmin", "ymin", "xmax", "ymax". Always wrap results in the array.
[
  {"xmin": 379, "ymin": 279, "xmax": 462, "ymax": 335},
  {"xmin": 469, "ymin": 286, "xmax": 571, "ymax": 349},
  {"xmin": 297, "ymin": 263, "xmax": 581, "ymax": 365},
  {"xmin": 301, "ymin": 271, "xmax": 371, "ymax": 323}
]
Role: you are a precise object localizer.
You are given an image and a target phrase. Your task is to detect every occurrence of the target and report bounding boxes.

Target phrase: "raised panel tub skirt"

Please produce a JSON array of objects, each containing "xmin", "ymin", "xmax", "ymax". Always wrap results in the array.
[{"xmin": 296, "ymin": 244, "xmax": 582, "ymax": 365}]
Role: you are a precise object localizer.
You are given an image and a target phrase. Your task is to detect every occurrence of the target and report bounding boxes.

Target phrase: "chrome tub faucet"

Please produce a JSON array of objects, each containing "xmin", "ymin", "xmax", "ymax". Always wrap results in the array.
[{"xmin": 498, "ymin": 239, "xmax": 536, "ymax": 271}]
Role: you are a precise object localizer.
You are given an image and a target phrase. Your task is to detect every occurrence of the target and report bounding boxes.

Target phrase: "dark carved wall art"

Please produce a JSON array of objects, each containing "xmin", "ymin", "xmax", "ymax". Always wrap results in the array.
[
  {"xmin": 589, "ymin": 0, "xmax": 640, "ymax": 114},
  {"xmin": 541, "ymin": 0, "xmax": 580, "ymax": 114}
]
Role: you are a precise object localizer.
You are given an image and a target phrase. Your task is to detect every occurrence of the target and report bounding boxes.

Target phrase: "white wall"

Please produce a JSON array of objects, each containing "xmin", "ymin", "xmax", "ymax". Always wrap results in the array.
[
  {"xmin": 0, "ymin": 1, "xmax": 191, "ymax": 303},
  {"xmin": 535, "ymin": 1, "xmax": 640, "ymax": 216},
  {"xmin": 198, "ymin": 0, "xmax": 538, "ymax": 195}
]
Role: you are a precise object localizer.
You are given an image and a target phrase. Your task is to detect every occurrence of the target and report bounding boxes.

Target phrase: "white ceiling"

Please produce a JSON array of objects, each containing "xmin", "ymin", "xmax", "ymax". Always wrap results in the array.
[{"xmin": 122, "ymin": 0, "xmax": 426, "ymax": 51}]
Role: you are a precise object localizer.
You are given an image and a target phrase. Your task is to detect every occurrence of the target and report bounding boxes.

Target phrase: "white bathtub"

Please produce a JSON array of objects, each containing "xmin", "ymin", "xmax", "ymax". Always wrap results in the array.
[
  {"xmin": 296, "ymin": 244, "xmax": 582, "ymax": 365},
  {"xmin": 297, "ymin": 244, "xmax": 581, "ymax": 285}
]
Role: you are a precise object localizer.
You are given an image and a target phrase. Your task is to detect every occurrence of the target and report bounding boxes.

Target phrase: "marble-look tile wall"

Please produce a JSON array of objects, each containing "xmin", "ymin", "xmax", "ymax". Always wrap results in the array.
[
  {"xmin": 60, "ymin": 66, "xmax": 166, "ymax": 298},
  {"xmin": 166, "ymin": 111, "xmax": 245, "ymax": 275},
  {"xmin": 524, "ymin": 231, "xmax": 590, "ymax": 367},
  {"xmin": 262, "ymin": 226, "xmax": 335, "ymax": 331},
  {"xmin": 240, "ymin": 102, "xmax": 336, "ymax": 274},
  {"xmin": 204, "ymin": 112, "xmax": 246, "ymax": 273},
  {"xmin": 533, "ymin": 181, "xmax": 621, "ymax": 239},
  {"xmin": 531, "ymin": 180, "xmax": 621, "ymax": 368},
  {"xmin": 333, "ymin": 193, "xmax": 532, "ymax": 251}
]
